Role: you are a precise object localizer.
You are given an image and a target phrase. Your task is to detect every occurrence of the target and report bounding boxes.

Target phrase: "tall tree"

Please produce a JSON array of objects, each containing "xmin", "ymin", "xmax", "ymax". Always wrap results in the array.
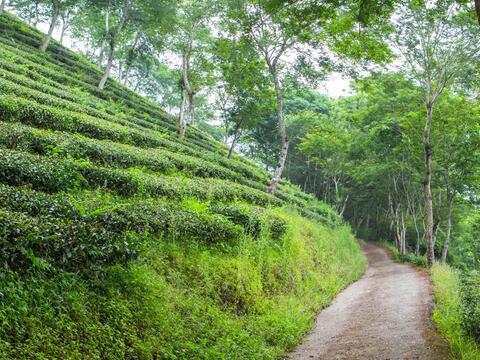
[
  {"xmin": 232, "ymin": 0, "xmax": 391, "ymax": 193},
  {"xmin": 393, "ymin": 0, "xmax": 480, "ymax": 266},
  {"xmin": 170, "ymin": 0, "xmax": 216, "ymax": 139},
  {"xmin": 38, "ymin": 0, "xmax": 60, "ymax": 51},
  {"xmin": 97, "ymin": 0, "xmax": 131, "ymax": 89}
]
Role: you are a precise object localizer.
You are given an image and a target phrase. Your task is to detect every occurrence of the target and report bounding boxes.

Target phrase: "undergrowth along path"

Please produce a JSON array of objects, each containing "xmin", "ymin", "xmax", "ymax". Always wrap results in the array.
[{"xmin": 287, "ymin": 242, "xmax": 450, "ymax": 360}]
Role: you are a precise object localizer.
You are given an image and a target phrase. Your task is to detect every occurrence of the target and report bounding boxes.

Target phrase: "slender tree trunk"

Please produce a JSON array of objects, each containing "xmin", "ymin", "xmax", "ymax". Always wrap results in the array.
[
  {"xmin": 59, "ymin": 22, "xmax": 67, "ymax": 44},
  {"xmin": 266, "ymin": 65, "xmax": 288, "ymax": 194},
  {"xmin": 39, "ymin": 2, "xmax": 60, "ymax": 52},
  {"xmin": 389, "ymin": 193, "xmax": 400, "ymax": 250},
  {"xmin": 98, "ymin": 43, "xmax": 114, "ymax": 89},
  {"xmin": 339, "ymin": 194, "xmax": 349, "ymax": 217},
  {"xmin": 59, "ymin": 10, "xmax": 70, "ymax": 44},
  {"xmin": 441, "ymin": 191, "xmax": 453, "ymax": 262},
  {"xmin": 414, "ymin": 217, "xmax": 421, "ymax": 256},
  {"xmin": 424, "ymin": 102, "xmax": 435, "ymax": 266},
  {"xmin": 187, "ymin": 91, "xmax": 195, "ymax": 124},
  {"xmin": 400, "ymin": 210, "xmax": 407, "ymax": 255},
  {"xmin": 228, "ymin": 124, "xmax": 242, "ymax": 159},
  {"xmin": 98, "ymin": 0, "xmax": 127, "ymax": 89},
  {"xmin": 98, "ymin": 4, "xmax": 111, "ymax": 67},
  {"xmin": 178, "ymin": 88, "xmax": 187, "ymax": 140},
  {"xmin": 180, "ymin": 47, "xmax": 194, "ymax": 132}
]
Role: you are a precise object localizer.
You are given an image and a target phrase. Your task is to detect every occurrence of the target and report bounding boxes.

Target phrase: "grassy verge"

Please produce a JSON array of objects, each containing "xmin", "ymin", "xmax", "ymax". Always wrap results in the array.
[
  {"xmin": 431, "ymin": 263, "xmax": 480, "ymax": 360},
  {"xmin": 381, "ymin": 241, "xmax": 427, "ymax": 267},
  {"xmin": 0, "ymin": 207, "xmax": 365, "ymax": 359}
]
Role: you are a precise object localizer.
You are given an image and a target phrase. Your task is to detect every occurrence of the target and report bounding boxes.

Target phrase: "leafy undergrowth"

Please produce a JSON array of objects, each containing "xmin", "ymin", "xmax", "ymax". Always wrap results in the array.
[
  {"xmin": 0, "ymin": 13, "xmax": 366, "ymax": 359},
  {"xmin": 0, "ymin": 208, "xmax": 365, "ymax": 359},
  {"xmin": 431, "ymin": 264, "xmax": 480, "ymax": 360},
  {"xmin": 381, "ymin": 242, "xmax": 427, "ymax": 268}
]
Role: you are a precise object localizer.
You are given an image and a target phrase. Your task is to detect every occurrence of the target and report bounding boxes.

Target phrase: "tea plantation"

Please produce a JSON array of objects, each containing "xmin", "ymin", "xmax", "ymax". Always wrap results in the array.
[{"xmin": 0, "ymin": 14, "xmax": 365, "ymax": 359}]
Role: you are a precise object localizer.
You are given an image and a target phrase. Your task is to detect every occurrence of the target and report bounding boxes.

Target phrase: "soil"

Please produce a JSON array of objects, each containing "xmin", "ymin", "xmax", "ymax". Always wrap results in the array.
[{"xmin": 286, "ymin": 241, "xmax": 451, "ymax": 360}]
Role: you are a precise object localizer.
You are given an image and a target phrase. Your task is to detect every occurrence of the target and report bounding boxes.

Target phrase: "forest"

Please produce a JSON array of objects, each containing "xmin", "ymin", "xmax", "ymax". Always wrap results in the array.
[{"xmin": 0, "ymin": 0, "xmax": 479, "ymax": 358}]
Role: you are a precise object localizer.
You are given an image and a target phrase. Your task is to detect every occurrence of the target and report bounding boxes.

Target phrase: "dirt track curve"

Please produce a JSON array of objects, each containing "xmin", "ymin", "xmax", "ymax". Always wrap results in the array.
[{"xmin": 287, "ymin": 241, "xmax": 450, "ymax": 360}]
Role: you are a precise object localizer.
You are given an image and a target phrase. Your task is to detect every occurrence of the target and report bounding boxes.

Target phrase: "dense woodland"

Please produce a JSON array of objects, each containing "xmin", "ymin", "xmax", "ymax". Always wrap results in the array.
[{"xmin": 0, "ymin": 0, "xmax": 479, "ymax": 358}]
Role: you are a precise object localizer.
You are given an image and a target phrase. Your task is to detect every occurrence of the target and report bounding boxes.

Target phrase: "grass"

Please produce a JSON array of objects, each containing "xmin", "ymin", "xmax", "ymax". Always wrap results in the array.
[
  {"xmin": 0, "ymin": 12, "xmax": 367, "ymax": 358},
  {"xmin": 431, "ymin": 263, "xmax": 480, "ymax": 360},
  {"xmin": 0, "ymin": 207, "xmax": 366, "ymax": 359},
  {"xmin": 381, "ymin": 241, "xmax": 427, "ymax": 267}
]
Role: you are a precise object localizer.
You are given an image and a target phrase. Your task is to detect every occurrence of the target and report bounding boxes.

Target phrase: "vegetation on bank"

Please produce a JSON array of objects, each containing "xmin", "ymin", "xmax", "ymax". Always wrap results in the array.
[
  {"xmin": 431, "ymin": 264, "xmax": 480, "ymax": 360},
  {"xmin": 0, "ymin": 206, "xmax": 365, "ymax": 359},
  {"xmin": 0, "ymin": 13, "xmax": 366, "ymax": 358}
]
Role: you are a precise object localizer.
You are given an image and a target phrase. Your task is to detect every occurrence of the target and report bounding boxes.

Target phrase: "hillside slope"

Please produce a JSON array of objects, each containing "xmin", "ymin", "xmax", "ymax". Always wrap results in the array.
[{"xmin": 0, "ymin": 14, "xmax": 365, "ymax": 359}]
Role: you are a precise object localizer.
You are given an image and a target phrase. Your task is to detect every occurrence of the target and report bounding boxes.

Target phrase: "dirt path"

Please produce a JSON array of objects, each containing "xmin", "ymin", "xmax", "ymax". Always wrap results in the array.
[{"xmin": 287, "ymin": 241, "xmax": 450, "ymax": 360}]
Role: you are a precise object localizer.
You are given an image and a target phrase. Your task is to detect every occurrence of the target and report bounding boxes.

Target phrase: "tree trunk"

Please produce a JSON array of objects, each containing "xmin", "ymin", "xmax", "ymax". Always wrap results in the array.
[
  {"xmin": 266, "ymin": 65, "xmax": 288, "ymax": 194},
  {"xmin": 178, "ymin": 88, "xmax": 187, "ymax": 140},
  {"xmin": 441, "ymin": 191, "xmax": 453, "ymax": 262},
  {"xmin": 339, "ymin": 194, "xmax": 349, "ymax": 217},
  {"xmin": 59, "ymin": 22, "xmax": 67, "ymax": 44},
  {"xmin": 400, "ymin": 210, "xmax": 407, "ymax": 255},
  {"xmin": 98, "ymin": 0, "xmax": 127, "ymax": 89},
  {"xmin": 98, "ymin": 4, "xmax": 111, "ymax": 67},
  {"xmin": 59, "ymin": 9, "xmax": 70, "ymax": 44},
  {"xmin": 122, "ymin": 32, "xmax": 140, "ymax": 83},
  {"xmin": 424, "ymin": 102, "xmax": 435, "ymax": 266},
  {"xmin": 98, "ymin": 43, "xmax": 114, "ymax": 89},
  {"xmin": 227, "ymin": 124, "xmax": 242, "ymax": 159},
  {"xmin": 388, "ymin": 193, "xmax": 400, "ymax": 250},
  {"xmin": 39, "ymin": 2, "xmax": 60, "ymax": 52},
  {"xmin": 187, "ymin": 91, "xmax": 195, "ymax": 124}
]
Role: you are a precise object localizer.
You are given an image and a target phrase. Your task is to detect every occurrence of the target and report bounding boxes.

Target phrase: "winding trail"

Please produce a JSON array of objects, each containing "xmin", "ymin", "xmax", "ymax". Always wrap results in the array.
[{"xmin": 287, "ymin": 242, "xmax": 450, "ymax": 360}]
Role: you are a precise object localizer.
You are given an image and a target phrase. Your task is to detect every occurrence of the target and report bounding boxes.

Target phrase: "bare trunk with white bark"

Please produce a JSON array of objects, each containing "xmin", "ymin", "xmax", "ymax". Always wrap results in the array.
[
  {"xmin": 39, "ymin": 2, "xmax": 59, "ymax": 52},
  {"xmin": 424, "ymin": 103, "xmax": 435, "ymax": 266},
  {"xmin": 267, "ymin": 65, "xmax": 288, "ymax": 194}
]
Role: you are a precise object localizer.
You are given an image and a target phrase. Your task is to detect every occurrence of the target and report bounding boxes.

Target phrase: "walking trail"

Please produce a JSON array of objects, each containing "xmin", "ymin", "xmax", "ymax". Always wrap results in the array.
[{"xmin": 287, "ymin": 241, "xmax": 450, "ymax": 360}]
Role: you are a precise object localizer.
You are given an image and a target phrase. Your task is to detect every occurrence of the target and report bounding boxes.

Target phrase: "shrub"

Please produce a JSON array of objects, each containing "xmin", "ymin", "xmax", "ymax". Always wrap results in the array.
[
  {"xmin": 431, "ymin": 263, "xmax": 480, "ymax": 359},
  {"xmin": 210, "ymin": 203, "xmax": 288, "ymax": 240},
  {"xmin": 461, "ymin": 271, "xmax": 480, "ymax": 342}
]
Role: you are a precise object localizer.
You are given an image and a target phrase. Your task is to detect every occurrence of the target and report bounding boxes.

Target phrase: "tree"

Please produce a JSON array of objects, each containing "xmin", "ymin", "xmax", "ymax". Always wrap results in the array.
[
  {"xmin": 393, "ymin": 0, "xmax": 480, "ymax": 266},
  {"xmin": 170, "ymin": 0, "xmax": 216, "ymax": 139},
  {"xmin": 38, "ymin": 0, "xmax": 60, "ymax": 51},
  {"xmin": 96, "ymin": 0, "xmax": 131, "ymax": 89},
  {"xmin": 431, "ymin": 93, "xmax": 480, "ymax": 262},
  {"xmin": 230, "ymin": 0, "xmax": 391, "ymax": 194},
  {"xmin": 214, "ymin": 36, "xmax": 271, "ymax": 158}
]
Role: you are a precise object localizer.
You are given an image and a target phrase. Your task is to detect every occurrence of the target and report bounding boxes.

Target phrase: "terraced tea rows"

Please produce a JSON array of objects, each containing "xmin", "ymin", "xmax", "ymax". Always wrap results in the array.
[{"xmin": 0, "ymin": 13, "xmax": 341, "ymax": 272}]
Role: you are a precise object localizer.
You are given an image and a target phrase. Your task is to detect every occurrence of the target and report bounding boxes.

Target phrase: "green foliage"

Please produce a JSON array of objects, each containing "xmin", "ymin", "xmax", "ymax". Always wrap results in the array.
[
  {"xmin": 0, "ymin": 208, "xmax": 365, "ymax": 359},
  {"xmin": 431, "ymin": 264, "xmax": 480, "ymax": 359},
  {"xmin": 0, "ymin": 12, "xmax": 365, "ymax": 359},
  {"xmin": 461, "ymin": 271, "xmax": 480, "ymax": 342},
  {"xmin": 382, "ymin": 241, "xmax": 427, "ymax": 268}
]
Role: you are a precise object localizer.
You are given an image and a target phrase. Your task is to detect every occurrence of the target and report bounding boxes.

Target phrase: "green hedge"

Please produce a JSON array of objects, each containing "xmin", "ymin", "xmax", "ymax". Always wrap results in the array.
[
  {"xmin": 210, "ymin": 203, "xmax": 288, "ymax": 240},
  {"xmin": 0, "ymin": 149, "xmax": 281, "ymax": 206}
]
